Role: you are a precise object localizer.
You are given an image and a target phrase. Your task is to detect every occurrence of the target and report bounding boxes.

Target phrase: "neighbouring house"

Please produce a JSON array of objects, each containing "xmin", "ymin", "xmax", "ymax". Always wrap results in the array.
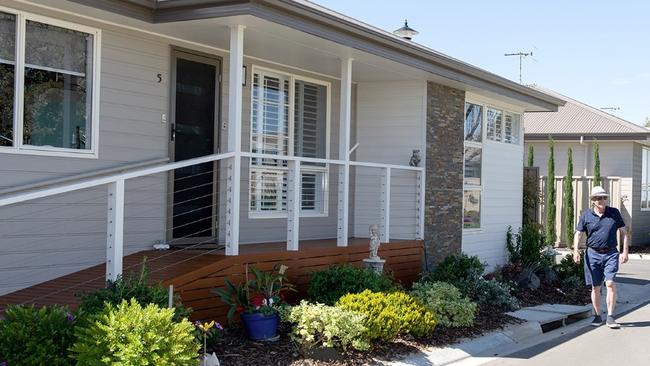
[
  {"xmin": 0, "ymin": 0, "xmax": 563, "ymax": 319},
  {"xmin": 524, "ymin": 87, "xmax": 650, "ymax": 247}
]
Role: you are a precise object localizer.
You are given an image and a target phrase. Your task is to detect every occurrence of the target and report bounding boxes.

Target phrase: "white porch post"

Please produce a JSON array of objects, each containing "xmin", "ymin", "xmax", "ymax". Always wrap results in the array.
[
  {"xmin": 416, "ymin": 170, "xmax": 425, "ymax": 239},
  {"xmin": 106, "ymin": 179, "xmax": 125, "ymax": 282},
  {"xmin": 337, "ymin": 58, "xmax": 353, "ymax": 247},
  {"xmin": 225, "ymin": 24, "xmax": 245, "ymax": 256},
  {"xmin": 380, "ymin": 168, "xmax": 391, "ymax": 243},
  {"xmin": 287, "ymin": 160, "xmax": 301, "ymax": 250}
]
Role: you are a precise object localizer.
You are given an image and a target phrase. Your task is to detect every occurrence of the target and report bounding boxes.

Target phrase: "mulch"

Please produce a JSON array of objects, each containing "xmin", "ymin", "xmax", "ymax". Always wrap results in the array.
[
  {"xmin": 514, "ymin": 282, "xmax": 591, "ymax": 308},
  {"xmin": 210, "ymin": 307, "xmax": 520, "ymax": 366},
  {"xmin": 628, "ymin": 246, "xmax": 650, "ymax": 254}
]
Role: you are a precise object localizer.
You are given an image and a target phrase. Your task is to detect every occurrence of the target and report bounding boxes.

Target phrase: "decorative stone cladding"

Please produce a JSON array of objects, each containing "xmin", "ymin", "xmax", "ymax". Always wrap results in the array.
[{"xmin": 424, "ymin": 82, "xmax": 465, "ymax": 269}]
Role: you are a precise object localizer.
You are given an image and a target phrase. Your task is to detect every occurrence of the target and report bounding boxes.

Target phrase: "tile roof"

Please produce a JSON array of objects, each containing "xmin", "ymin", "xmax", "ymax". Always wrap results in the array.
[{"xmin": 524, "ymin": 86, "xmax": 650, "ymax": 136}]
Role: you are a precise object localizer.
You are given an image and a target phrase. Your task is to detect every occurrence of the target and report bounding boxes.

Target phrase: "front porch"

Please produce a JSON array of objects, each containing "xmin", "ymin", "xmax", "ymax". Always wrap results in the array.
[{"xmin": 0, "ymin": 238, "xmax": 423, "ymax": 321}]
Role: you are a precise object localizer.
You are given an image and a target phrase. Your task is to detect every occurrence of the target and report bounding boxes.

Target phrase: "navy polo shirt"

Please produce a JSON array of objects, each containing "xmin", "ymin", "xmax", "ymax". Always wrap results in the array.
[{"xmin": 575, "ymin": 206, "xmax": 625, "ymax": 249}]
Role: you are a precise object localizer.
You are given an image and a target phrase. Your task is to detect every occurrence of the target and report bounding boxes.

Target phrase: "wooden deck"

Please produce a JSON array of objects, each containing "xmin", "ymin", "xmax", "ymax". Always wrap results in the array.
[{"xmin": 0, "ymin": 238, "xmax": 423, "ymax": 321}]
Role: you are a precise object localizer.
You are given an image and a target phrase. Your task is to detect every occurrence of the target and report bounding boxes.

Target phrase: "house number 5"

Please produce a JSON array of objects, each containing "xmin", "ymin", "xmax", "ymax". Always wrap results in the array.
[{"xmin": 157, "ymin": 74, "xmax": 162, "ymax": 83}]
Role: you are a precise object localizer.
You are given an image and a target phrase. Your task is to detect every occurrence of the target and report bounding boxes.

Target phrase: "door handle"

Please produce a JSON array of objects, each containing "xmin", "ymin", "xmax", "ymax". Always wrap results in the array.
[{"xmin": 170, "ymin": 123, "xmax": 176, "ymax": 141}]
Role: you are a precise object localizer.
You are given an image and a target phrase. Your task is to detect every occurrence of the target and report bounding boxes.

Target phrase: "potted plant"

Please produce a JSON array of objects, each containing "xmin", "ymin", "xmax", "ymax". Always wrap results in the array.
[{"xmin": 213, "ymin": 264, "xmax": 295, "ymax": 341}]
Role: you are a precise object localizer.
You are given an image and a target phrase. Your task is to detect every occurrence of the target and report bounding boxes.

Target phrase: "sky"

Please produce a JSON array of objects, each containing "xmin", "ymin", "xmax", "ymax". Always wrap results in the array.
[{"xmin": 314, "ymin": 0, "xmax": 650, "ymax": 126}]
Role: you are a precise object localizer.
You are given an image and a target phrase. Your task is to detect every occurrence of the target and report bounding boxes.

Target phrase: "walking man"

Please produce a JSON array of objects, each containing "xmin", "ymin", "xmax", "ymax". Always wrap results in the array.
[{"xmin": 573, "ymin": 186, "xmax": 629, "ymax": 328}]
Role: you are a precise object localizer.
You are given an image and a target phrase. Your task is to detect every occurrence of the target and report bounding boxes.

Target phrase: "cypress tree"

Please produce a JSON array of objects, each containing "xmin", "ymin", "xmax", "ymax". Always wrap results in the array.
[
  {"xmin": 563, "ymin": 148, "xmax": 574, "ymax": 248},
  {"xmin": 545, "ymin": 138, "xmax": 556, "ymax": 246},
  {"xmin": 593, "ymin": 140, "xmax": 601, "ymax": 186},
  {"xmin": 527, "ymin": 145, "xmax": 534, "ymax": 167}
]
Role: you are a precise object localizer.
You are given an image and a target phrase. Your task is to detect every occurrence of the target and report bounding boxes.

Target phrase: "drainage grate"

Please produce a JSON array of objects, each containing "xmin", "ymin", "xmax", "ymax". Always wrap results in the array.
[{"xmin": 616, "ymin": 277, "xmax": 650, "ymax": 286}]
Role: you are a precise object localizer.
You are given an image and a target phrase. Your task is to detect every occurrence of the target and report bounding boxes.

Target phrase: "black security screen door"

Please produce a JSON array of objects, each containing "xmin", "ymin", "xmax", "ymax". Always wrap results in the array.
[{"xmin": 171, "ymin": 54, "xmax": 219, "ymax": 240}]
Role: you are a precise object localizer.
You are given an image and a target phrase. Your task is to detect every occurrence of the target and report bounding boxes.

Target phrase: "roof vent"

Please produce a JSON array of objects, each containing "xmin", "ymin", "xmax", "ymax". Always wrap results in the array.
[{"xmin": 393, "ymin": 19, "xmax": 419, "ymax": 40}]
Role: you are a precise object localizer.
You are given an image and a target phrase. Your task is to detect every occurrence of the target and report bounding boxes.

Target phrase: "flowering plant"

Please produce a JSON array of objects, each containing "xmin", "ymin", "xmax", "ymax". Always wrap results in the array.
[{"xmin": 213, "ymin": 264, "xmax": 296, "ymax": 323}]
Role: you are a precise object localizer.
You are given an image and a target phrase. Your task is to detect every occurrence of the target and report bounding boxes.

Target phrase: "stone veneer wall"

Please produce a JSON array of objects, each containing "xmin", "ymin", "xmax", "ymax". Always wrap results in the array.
[{"xmin": 424, "ymin": 82, "xmax": 465, "ymax": 269}]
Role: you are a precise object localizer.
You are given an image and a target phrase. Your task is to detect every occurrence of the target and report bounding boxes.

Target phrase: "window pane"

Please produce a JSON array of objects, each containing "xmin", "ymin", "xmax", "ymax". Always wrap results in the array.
[
  {"xmin": 464, "ymin": 146, "xmax": 481, "ymax": 185},
  {"xmin": 0, "ymin": 12, "xmax": 15, "ymax": 62},
  {"xmin": 301, "ymin": 170, "xmax": 327, "ymax": 214},
  {"xmin": 464, "ymin": 103, "xmax": 482, "ymax": 142},
  {"xmin": 463, "ymin": 190, "xmax": 481, "ymax": 229},
  {"xmin": 25, "ymin": 20, "xmax": 91, "ymax": 74},
  {"xmin": 23, "ymin": 21, "xmax": 93, "ymax": 149},
  {"xmin": 487, "ymin": 108, "xmax": 502, "ymax": 141},
  {"xmin": 0, "ymin": 13, "xmax": 15, "ymax": 147},
  {"xmin": 250, "ymin": 169, "xmax": 287, "ymax": 213},
  {"xmin": 294, "ymin": 81, "xmax": 327, "ymax": 164},
  {"xmin": 251, "ymin": 72, "xmax": 289, "ymax": 166}
]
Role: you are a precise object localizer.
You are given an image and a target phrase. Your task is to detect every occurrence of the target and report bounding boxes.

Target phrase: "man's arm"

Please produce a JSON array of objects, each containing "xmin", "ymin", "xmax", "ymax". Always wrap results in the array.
[
  {"xmin": 619, "ymin": 226, "xmax": 629, "ymax": 264},
  {"xmin": 573, "ymin": 231, "xmax": 585, "ymax": 263}
]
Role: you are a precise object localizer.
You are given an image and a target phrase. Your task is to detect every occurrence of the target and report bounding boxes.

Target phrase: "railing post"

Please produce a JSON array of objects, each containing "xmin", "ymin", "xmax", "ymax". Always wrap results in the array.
[
  {"xmin": 380, "ymin": 168, "xmax": 391, "ymax": 243},
  {"xmin": 287, "ymin": 160, "xmax": 301, "ymax": 251},
  {"xmin": 416, "ymin": 170, "xmax": 425, "ymax": 239},
  {"xmin": 225, "ymin": 156, "xmax": 240, "ymax": 256},
  {"xmin": 337, "ymin": 57, "xmax": 353, "ymax": 247},
  {"xmin": 106, "ymin": 179, "xmax": 125, "ymax": 282}
]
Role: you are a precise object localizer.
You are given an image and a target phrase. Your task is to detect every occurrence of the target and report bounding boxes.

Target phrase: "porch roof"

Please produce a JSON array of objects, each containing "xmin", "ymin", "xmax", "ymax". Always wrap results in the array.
[{"xmin": 67, "ymin": 0, "xmax": 565, "ymax": 112}]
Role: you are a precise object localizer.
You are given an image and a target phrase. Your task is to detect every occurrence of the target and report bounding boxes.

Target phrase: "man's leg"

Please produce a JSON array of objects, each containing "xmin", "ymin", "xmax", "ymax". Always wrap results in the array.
[
  {"xmin": 605, "ymin": 280, "xmax": 617, "ymax": 316},
  {"xmin": 591, "ymin": 285, "xmax": 601, "ymax": 315}
]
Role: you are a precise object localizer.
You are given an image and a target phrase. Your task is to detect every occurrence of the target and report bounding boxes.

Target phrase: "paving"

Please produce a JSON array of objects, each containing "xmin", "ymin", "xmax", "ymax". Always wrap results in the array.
[{"xmin": 382, "ymin": 259, "xmax": 650, "ymax": 366}]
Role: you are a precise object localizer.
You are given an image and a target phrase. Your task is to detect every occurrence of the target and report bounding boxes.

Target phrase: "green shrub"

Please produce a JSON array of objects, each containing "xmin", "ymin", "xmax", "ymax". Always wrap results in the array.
[
  {"xmin": 336, "ymin": 290, "xmax": 436, "ymax": 341},
  {"xmin": 554, "ymin": 253, "xmax": 585, "ymax": 282},
  {"xmin": 0, "ymin": 305, "xmax": 75, "ymax": 366},
  {"xmin": 308, "ymin": 265, "xmax": 397, "ymax": 305},
  {"xmin": 77, "ymin": 263, "xmax": 190, "ymax": 321},
  {"xmin": 461, "ymin": 276, "xmax": 519, "ymax": 312},
  {"xmin": 70, "ymin": 299, "xmax": 200, "ymax": 365},
  {"xmin": 410, "ymin": 281, "xmax": 476, "ymax": 328},
  {"xmin": 506, "ymin": 224, "xmax": 547, "ymax": 266},
  {"xmin": 283, "ymin": 301, "xmax": 370, "ymax": 351},
  {"xmin": 422, "ymin": 253, "xmax": 485, "ymax": 285}
]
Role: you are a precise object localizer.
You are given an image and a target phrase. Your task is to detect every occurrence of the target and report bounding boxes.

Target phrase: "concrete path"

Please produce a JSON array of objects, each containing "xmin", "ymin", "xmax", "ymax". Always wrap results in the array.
[{"xmin": 480, "ymin": 301, "xmax": 650, "ymax": 366}]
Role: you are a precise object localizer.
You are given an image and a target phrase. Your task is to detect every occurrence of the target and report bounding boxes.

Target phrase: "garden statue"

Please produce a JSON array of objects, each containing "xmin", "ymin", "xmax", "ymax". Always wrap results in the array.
[
  {"xmin": 369, "ymin": 224, "xmax": 381, "ymax": 259},
  {"xmin": 363, "ymin": 224, "xmax": 385, "ymax": 274},
  {"xmin": 409, "ymin": 149, "xmax": 421, "ymax": 167}
]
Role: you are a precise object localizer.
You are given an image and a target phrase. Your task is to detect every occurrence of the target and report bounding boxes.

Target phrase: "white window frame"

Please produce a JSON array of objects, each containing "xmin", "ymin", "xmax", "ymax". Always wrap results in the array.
[
  {"xmin": 642, "ymin": 147, "xmax": 650, "ymax": 211},
  {"xmin": 463, "ymin": 101, "xmax": 483, "ymax": 231},
  {"xmin": 0, "ymin": 6, "xmax": 101, "ymax": 159},
  {"xmin": 248, "ymin": 65, "xmax": 331, "ymax": 219}
]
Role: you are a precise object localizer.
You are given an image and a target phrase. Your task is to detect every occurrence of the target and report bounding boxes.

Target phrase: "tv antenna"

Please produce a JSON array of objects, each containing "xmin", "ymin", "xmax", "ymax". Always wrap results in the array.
[
  {"xmin": 504, "ymin": 51, "xmax": 533, "ymax": 83},
  {"xmin": 600, "ymin": 107, "xmax": 620, "ymax": 112}
]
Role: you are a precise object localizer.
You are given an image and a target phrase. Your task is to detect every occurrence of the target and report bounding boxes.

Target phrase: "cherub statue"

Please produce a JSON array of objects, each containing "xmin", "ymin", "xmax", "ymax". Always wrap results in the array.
[
  {"xmin": 409, "ymin": 149, "xmax": 421, "ymax": 167},
  {"xmin": 369, "ymin": 224, "xmax": 381, "ymax": 259}
]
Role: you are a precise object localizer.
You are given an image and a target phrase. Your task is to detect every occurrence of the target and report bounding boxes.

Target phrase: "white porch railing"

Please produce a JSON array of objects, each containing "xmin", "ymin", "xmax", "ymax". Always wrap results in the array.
[{"xmin": 0, "ymin": 151, "xmax": 424, "ymax": 283}]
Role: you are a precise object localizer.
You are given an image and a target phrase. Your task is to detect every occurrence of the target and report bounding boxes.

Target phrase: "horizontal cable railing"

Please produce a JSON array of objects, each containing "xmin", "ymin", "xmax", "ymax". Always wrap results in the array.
[{"xmin": 0, "ymin": 151, "xmax": 424, "ymax": 307}]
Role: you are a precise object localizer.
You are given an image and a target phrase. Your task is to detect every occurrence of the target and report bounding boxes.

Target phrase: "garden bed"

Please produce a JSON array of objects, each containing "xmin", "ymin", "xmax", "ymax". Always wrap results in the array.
[
  {"xmin": 212, "ymin": 307, "xmax": 520, "ymax": 366},
  {"xmin": 513, "ymin": 282, "xmax": 591, "ymax": 308}
]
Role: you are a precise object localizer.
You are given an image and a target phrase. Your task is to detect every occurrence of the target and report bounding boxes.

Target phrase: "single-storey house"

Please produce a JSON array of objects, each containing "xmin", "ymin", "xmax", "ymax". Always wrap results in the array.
[
  {"xmin": 525, "ymin": 87, "xmax": 650, "ymax": 246},
  {"xmin": 0, "ymin": 0, "xmax": 563, "ymax": 318}
]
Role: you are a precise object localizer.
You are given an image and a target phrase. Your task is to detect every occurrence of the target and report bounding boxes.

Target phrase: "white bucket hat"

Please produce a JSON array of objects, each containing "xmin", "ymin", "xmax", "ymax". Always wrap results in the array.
[{"xmin": 590, "ymin": 186, "xmax": 609, "ymax": 199}]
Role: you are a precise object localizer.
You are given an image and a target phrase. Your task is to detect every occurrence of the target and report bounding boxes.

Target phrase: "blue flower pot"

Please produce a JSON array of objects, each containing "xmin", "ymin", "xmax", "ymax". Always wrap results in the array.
[{"xmin": 240, "ymin": 312, "xmax": 279, "ymax": 340}]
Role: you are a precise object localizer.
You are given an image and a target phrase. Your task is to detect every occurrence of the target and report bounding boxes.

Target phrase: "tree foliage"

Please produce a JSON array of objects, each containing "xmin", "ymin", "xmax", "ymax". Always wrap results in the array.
[
  {"xmin": 545, "ymin": 137, "xmax": 556, "ymax": 246},
  {"xmin": 527, "ymin": 145, "xmax": 534, "ymax": 167},
  {"xmin": 563, "ymin": 148, "xmax": 575, "ymax": 248},
  {"xmin": 593, "ymin": 140, "xmax": 601, "ymax": 187}
]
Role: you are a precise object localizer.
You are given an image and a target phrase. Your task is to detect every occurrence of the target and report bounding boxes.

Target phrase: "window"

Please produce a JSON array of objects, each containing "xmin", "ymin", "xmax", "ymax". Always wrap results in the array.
[
  {"xmin": 642, "ymin": 148, "xmax": 650, "ymax": 210},
  {"xmin": 249, "ymin": 67, "xmax": 329, "ymax": 217},
  {"xmin": 0, "ymin": 9, "xmax": 99, "ymax": 157},
  {"xmin": 487, "ymin": 107, "xmax": 520, "ymax": 144},
  {"xmin": 463, "ymin": 102, "xmax": 482, "ymax": 229}
]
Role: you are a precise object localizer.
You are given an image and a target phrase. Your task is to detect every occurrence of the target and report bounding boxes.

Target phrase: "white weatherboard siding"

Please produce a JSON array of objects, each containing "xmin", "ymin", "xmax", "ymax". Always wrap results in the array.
[
  {"xmin": 0, "ymin": 8, "xmax": 172, "ymax": 295},
  {"xmin": 632, "ymin": 143, "xmax": 650, "ymax": 245},
  {"xmin": 526, "ymin": 141, "xmax": 634, "ymax": 178},
  {"xmin": 353, "ymin": 81, "xmax": 426, "ymax": 239},
  {"xmin": 463, "ymin": 140, "xmax": 524, "ymax": 267}
]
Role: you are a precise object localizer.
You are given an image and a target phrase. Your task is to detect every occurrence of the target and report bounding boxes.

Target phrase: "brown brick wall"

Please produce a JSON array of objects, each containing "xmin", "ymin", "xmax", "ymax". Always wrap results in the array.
[{"xmin": 424, "ymin": 82, "xmax": 465, "ymax": 268}]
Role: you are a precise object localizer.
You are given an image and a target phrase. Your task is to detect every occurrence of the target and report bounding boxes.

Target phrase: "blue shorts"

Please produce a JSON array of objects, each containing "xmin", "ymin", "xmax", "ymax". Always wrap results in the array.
[{"xmin": 584, "ymin": 247, "xmax": 619, "ymax": 286}]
